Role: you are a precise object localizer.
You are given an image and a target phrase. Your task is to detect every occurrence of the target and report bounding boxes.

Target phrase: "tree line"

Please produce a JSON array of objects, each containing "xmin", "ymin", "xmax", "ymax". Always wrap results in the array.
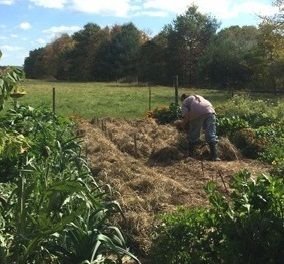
[{"xmin": 24, "ymin": 4, "xmax": 284, "ymax": 91}]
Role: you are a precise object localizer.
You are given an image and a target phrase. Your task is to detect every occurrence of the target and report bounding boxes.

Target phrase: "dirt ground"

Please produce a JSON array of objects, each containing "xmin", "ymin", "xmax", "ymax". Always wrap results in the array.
[{"xmin": 76, "ymin": 117, "xmax": 271, "ymax": 262}]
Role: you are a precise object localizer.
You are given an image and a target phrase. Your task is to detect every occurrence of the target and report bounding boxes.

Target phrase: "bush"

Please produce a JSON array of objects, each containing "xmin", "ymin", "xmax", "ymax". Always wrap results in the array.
[
  {"xmin": 270, "ymin": 158, "xmax": 284, "ymax": 177},
  {"xmin": 216, "ymin": 95, "xmax": 276, "ymax": 119},
  {"xmin": 150, "ymin": 171, "xmax": 284, "ymax": 264},
  {"xmin": 231, "ymin": 128, "xmax": 266, "ymax": 158},
  {"xmin": 150, "ymin": 103, "xmax": 181, "ymax": 124},
  {"xmin": 216, "ymin": 96, "xmax": 284, "ymax": 162},
  {"xmin": 217, "ymin": 115, "xmax": 249, "ymax": 137}
]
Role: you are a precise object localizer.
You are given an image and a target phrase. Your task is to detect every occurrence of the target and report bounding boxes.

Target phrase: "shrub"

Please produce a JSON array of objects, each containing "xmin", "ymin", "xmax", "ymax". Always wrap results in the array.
[
  {"xmin": 217, "ymin": 115, "xmax": 249, "ymax": 137},
  {"xmin": 270, "ymin": 158, "xmax": 284, "ymax": 177},
  {"xmin": 150, "ymin": 171, "xmax": 284, "ymax": 264},
  {"xmin": 231, "ymin": 128, "xmax": 266, "ymax": 158},
  {"xmin": 150, "ymin": 103, "xmax": 181, "ymax": 124},
  {"xmin": 150, "ymin": 207, "xmax": 221, "ymax": 264},
  {"xmin": 216, "ymin": 95, "xmax": 276, "ymax": 119}
]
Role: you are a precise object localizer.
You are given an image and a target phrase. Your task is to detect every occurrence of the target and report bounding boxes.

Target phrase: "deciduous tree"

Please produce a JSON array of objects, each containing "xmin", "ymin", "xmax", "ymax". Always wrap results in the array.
[{"xmin": 166, "ymin": 5, "xmax": 219, "ymax": 86}]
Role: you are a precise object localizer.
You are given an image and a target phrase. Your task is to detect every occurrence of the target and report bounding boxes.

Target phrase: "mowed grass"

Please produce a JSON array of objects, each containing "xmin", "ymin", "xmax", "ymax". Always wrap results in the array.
[
  {"xmin": 5, "ymin": 79, "xmax": 284, "ymax": 119},
  {"xmin": 6, "ymin": 79, "xmax": 233, "ymax": 120}
]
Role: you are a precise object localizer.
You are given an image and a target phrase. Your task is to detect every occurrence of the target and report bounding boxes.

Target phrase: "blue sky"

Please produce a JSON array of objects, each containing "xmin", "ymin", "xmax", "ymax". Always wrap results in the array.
[{"xmin": 0, "ymin": 0, "xmax": 278, "ymax": 66}]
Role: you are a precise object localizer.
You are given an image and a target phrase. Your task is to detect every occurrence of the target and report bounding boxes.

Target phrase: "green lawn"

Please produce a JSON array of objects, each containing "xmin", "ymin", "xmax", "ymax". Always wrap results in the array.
[
  {"xmin": 8, "ymin": 79, "xmax": 283, "ymax": 120},
  {"xmin": 7, "ymin": 79, "xmax": 232, "ymax": 119}
]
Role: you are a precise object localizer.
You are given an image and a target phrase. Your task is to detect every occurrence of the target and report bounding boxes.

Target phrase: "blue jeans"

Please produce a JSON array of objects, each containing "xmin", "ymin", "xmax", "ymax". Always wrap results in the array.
[{"xmin": 187, "ymin": 113, "xmax": 218, "ymax": 144}]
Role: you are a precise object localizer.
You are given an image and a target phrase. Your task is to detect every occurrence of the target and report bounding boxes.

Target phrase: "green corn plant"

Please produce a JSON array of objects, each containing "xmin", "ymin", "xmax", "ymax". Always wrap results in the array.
[
  {"xmin": 46, "ymin": 207, "xmax": 140, "ymax": 264},
  {"xmin": 0, "ymin": 51, "xmax": 25, "ymax": 110},
  {"xmin": 0, "ymin": 105, "xmax": 140, "ymax": 263}
]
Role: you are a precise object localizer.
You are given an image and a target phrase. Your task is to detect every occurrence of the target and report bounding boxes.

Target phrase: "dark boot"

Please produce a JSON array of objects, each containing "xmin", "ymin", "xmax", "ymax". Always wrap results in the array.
[
  {"xmin": 188, "ymin": 142, "xmax": 196, "ymax": 157},
  {"xmin": 209, "ymin": 143, "xmax": 220, "ymax": 161}
]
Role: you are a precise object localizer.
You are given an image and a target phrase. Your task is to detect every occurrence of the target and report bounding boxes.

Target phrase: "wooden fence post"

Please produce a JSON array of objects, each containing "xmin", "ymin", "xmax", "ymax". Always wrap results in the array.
[
  {"xmin": 52, "ymin": 87, "xmax": 56, "ymax": 113},
  {"xmin": 148, "ymin": 83, "xmax": 152, "ymax": 111},
  {"xmin": 174, "ymin": 75, "xmax": 179, "ymax": 106}
]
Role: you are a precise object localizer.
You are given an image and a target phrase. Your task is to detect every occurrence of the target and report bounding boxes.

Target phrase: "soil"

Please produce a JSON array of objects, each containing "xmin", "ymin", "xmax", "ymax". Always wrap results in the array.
[{"xmin": 75, "ymin": 117, "xmax": 271, "ymax": 263}]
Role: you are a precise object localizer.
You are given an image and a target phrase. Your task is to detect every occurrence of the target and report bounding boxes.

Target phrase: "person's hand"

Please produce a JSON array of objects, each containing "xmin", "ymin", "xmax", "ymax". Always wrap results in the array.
[{"xmin": 174, "ymin": 120, "xmax": 185, "ymax": 131}]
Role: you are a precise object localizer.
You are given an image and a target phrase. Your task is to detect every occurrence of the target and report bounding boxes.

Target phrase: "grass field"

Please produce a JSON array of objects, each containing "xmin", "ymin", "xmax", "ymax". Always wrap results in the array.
[
  {"xmin": 7, "ymin": 79, "xmax": 283, "ymax": 119},
  {"xmin": 7, "ymin": 79, "xmax": 232, "ymax": 119}
]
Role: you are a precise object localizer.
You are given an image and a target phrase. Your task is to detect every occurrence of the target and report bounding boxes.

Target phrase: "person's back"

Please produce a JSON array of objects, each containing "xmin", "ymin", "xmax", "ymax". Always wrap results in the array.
[
  {"xmin": 182, "ymin": 95, "xmax": 215, "ymax": 121},
  {"xmin": 179, "ymin": 93, "xmax": 220, "ymax": 161}
]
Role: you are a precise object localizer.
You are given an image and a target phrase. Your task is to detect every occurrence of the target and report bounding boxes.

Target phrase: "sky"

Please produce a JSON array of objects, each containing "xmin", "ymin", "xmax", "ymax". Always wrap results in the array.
[{"xmin": 0, "ymin": 0, "xmax": 278, "ymax": 66}]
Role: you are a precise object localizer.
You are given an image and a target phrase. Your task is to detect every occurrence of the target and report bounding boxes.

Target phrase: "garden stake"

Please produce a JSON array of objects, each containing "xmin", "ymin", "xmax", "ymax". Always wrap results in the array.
[
  {"xmin": 109, "ymin": 130, "xmax": 113, "ymax": 141},
  {"xmin": 174, "ymin": 75, "xmax": 179, "ymax": 106},
  {"xmin": 134, "ymin": 134, "xmax": 138, "ymax": 157},
  {"xmin": 148, "ymin": 83, "xmax": 152, "ymax": 111},
  {"xmin": 218, "ymin": 170, "xmax": 229, "ymax": 194},
  {"xmin": 200, "ymin": 160, "xmax": 205, "ymax": 179}
]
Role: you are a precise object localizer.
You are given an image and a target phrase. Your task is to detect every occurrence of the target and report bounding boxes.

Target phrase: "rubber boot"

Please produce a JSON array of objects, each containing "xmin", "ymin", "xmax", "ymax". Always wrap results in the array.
[
  {"xmin": 209, "ymin": 143, "xmax": 220, "ymax": 161},
  {"xmin": 188, "ymin": 142, "xmax": 196, "ymax": 157}
]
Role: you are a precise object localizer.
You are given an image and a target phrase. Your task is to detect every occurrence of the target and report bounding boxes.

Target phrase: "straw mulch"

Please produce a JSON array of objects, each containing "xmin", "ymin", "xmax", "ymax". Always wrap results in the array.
[{"xmin": 76, "ymin": 117, "xmax": 270, "ymax": 260}]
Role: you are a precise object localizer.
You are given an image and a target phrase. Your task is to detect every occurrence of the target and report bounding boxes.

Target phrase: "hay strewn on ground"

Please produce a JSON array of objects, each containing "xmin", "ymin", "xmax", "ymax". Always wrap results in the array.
[{"xmin": 76, "ymin": 117, "xmax": 270, "ymax": 260}]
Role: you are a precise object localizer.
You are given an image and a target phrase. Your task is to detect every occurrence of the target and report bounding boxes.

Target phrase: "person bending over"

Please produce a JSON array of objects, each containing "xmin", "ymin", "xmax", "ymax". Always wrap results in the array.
[{"xmin": 179, "ymin": 93, "xmax": 220, "ymax": 161}]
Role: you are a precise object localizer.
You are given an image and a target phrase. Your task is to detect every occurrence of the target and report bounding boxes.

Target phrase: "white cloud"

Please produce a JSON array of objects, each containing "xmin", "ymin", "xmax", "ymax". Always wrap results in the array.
[
  {"xmin": 10, "ymin": 34, "xmax": 18, "ymax": 38},
  {"xmin": 43, "ymin": 25, "xmax": 81, "ymax": 39},
  {"xmin": 36, "ymin": 38, "xmax": 47, "ymax": 45},
  {"xmin": 0, "ymin": 45, "xmax": 23, "ymax": 52},
  {"xmin": 71, "ymin": 0, "xmax": 131, "ymax": 17},
  {"xmin": 0, "ymin": 0, "xmax": 14, "ymax": 5},
  {"xmin": 235, "ymin": 1, "xmax": 278, "ymax": 17},
  {"xmin": 23, "ymin": 0, "xmax": 279, "ymax": 20},
  {"xmin": 140, "ymin": 0, "xmax": 277, "ymax": 19},
  {"xmin": 134, "ymin": 10, "xmax": 168, "ymax": 17},
  {"xmin": 19, "ymin": 22, "xmax": 32, "ymax": 30},
  {"xmin": 194, "ymin": 0, "xmax": 234, "ymax": 19},
  {"xmin": 197, "ymin": 0, "xmax": 278, "ymax": 20},
  {"xmin": 29, "ymin": 0, "xmax": 67, "ymax": 9},
  {"xmin": 143, "ymin": 0, "xmax": 193, "ymax": 14}
]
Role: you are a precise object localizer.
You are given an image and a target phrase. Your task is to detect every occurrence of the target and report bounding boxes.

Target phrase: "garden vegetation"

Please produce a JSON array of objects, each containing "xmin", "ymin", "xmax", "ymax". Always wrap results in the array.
[
  {"xmin": 1, "ymin": 1, "xmax": 283, "ymax": 262},
  {"xmin": 0, "ymin": 55, "xmax": 140, "ymax": 263}
]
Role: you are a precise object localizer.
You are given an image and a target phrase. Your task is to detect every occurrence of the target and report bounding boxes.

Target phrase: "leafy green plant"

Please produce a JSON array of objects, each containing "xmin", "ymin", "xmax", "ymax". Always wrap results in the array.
[
  {"xmin": 243, "ymin": 112, "xmax": 277, "ymax": 128},
  {"xmin": 150, "ymin": 207, "xmax": 220, "ymax": 264},
  {"xmin": 253, "ymin": 123, "xmax": 284, "ymax": 175},
  {"xmin": 47, "ymin": 209, "xmax": 140, "ymax": 264},
  {"xmin": 150, "ymin": 170, "xmax": 284, "ymax": 264},
  {"xmin": 216, "ymin": 95, "xmax": 276, "ymax": 119},
  {"xmin": 0, "ymin": 52, "xmax": 25, "ymax": 110},
  {"xmin": 270, "ymin": 158, "xmax": 284, "ymax": 177},
  {"xmin": 0, "ymin": 105, "xmax": 140, "ymax": 263},
  {"xmin": 150, "ymin": 103, "xmax": 181, "ymax": 124},
  {"xmin": 217, "ymin": 115, "xmax": 249, "ymax": 137},
  {"xmin": 216, "ymin": 96, "xmax": 284, "ymax": 163},
  {"xmin": 231, "ymin": 128, "xmax": 268, "ymax": 158},
  {"xmin": 259, "ymin": 138, "xmax": 284, "ymax": 164}
]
